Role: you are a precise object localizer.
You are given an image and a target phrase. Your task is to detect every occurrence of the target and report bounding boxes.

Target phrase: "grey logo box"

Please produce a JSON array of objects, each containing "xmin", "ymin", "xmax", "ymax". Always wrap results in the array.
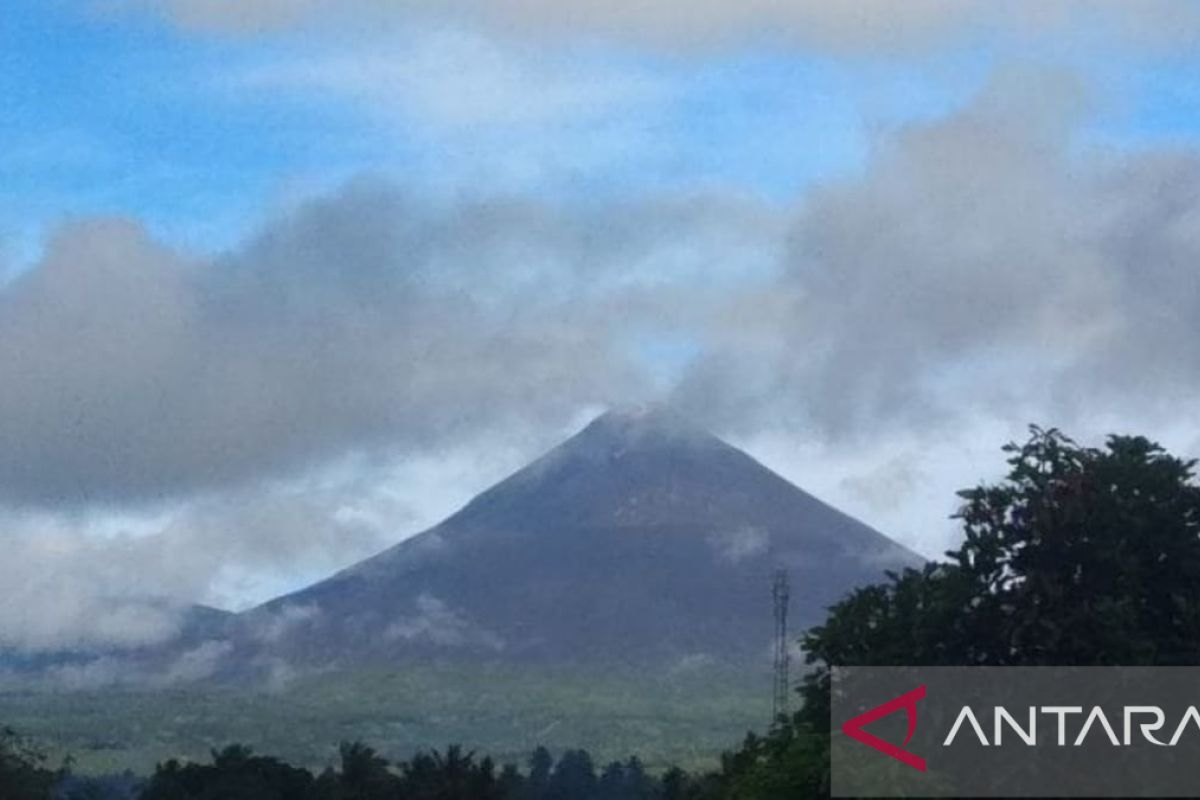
[{"xmin": 832, "ymin": 667, "xmax": 1200, "ymax": 797}]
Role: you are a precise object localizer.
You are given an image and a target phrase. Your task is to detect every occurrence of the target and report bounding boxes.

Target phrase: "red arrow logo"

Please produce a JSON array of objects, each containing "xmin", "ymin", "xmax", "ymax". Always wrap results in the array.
[{"xmin": 840, "ymin": 685, "xmax": 927, "ymax": 772}]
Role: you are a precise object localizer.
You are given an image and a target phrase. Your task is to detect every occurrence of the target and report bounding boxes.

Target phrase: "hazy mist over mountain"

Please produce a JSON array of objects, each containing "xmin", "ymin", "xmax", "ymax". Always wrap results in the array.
[
  {"xmin": 0, "ymin": 408, "xmax": 920, "ymax": 684},
  {"xmin": 228, "ymin": 408, "xmax": 920, "ymax": 669}
]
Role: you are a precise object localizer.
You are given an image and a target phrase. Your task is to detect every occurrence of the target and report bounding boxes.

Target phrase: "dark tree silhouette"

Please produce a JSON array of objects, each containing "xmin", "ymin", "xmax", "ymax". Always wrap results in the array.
[
  {"xmin": 0, "ymin": 727, "xmax": 58, "ymax": 800},
  {"xmin": 546, "ymin": 749, "xmax": 597, "ymax": 800},
  {"xmin": 706, "ymin": 427, "xmax": 1200, "ymax": 798}
]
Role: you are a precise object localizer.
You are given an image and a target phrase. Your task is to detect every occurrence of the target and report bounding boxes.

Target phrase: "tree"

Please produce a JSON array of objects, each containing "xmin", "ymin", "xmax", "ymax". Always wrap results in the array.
[
  {"xmin": 56, "ymin": 772, "xmax": 144, "ymax": 800},
  {"xmin": 0, "ymin": 727, "xmax": 58, "ymax": 800},
  {"xmin": 402, "ymin": 745, "xmax": 509, "ymax": 800},
  {"xmin": 330, "ymin": 741, "xmax": 393, "ymax": 800},
  {"xmin": 658, "ymin": 767, "xmax": 689, "ymax": 800},
  {"xmin": 708, "ymin": 427, "xmax": 1200, "ymax": 798},
  {"xmin": 597, "ymin": 758, "xmax": 653, "ymax": 800},
  {"xmin": 497, "ymin": 762, "xmax": 523, "ymax": 798},
  {"xmin": 547, "ymin": 749, "xmax": 596, "ymax": 800},
  {"xmin": 803, "ymin": 426, "xmax": 1200, "ymax": 691},
  {"xmin": 525, "ymin": 746, "xmax": 553, "ymax": 800},
  {"xmin": 141, "ymin": 744, "xmax": 317, "ymax": 800}
]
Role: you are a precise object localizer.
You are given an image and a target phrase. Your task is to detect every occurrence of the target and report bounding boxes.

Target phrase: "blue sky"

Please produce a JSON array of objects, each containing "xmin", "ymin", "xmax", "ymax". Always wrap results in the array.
[
  {"xmin": 2, "ymin": 2, "xmax": 362, "ymax": 261},
  {"xmin": 5, "ymin": 0, "xmax": 1193, "ymax": 266},
  {"xmin": 6, "ymin": 0, "xmax": 1200, "ymax": 279},
  {"xmin": 6, "ymin": 0, "xmax": 1200, "ymax": 635},
  {"xmin": 0, "ymin": 0, "xmax": 1003, "ymax": 265}
]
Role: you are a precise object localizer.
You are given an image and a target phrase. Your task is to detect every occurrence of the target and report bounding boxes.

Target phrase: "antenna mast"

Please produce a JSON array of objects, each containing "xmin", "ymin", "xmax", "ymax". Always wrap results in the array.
[{"xmin": 772, "ymin": 569, "xmax": 791, "ymax": 720}]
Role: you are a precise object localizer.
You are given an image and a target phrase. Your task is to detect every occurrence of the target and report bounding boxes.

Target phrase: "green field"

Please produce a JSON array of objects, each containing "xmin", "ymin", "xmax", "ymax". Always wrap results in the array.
[{"xmin": 0, "ymin": 662, "xmax": 773, "ymax": 776}]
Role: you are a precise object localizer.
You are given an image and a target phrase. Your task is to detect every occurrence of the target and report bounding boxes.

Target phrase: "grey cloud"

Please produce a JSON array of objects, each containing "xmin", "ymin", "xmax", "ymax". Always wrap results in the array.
[
  {"xmin": 0, "ymin": 180, "xmax": 777, "ymax": 652},
  {"xmin": 10, "ymin": 66, "xmax": 1200, "ymax": 657},
  {"xmin": 120, "ymin": 0, "xmax": 1200, "ymax": 51},
  {"xmin": 0, "ymin": 471, "xmax": 405, "ymax": 652},
  {"xmin": 839, "ymin": 455, "xmax": 926, "ymax": 516},
  {"xmin": 8, "ymin": 73, "xmax": 1200, "ymax": 508},
  {"xmin": 671, "ymin": 68, "xmax": 1200, "ymax": 443},
  {"xmin": 1, "ymin": 182, "xmax": 732, "ymax": 506}
]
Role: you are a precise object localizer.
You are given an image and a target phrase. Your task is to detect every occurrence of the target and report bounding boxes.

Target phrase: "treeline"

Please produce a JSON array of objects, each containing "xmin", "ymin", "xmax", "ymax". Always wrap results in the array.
[
  {"xmin": 6, "ymin": 739, "xmax": 711, "ymax": 800},
  {"xmin": 8, "ymin": 426, "xmax": 1200, "ymax": 799},
  {"xmin": 141, "ymin": 742, "xmax": 687, "ymax": 800}
]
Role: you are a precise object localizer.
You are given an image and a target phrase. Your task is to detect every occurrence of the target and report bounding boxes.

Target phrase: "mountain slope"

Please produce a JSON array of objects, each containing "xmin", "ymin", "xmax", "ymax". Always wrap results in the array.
[{"xmin": 229, "ymin": 408, "xmax": 922, "ymax": 669}]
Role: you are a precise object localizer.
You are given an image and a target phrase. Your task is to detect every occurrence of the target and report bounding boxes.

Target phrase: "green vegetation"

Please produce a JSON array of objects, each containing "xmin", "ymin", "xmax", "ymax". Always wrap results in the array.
[
  {"xmin": 0, "ymin": 734, "xmax": 696, "ymax": 799},
  {"xmin": 705, "ymin": 426, "xmax": 1200, "ymax": 797},
  {"xmin": 0, "ymin": 662, "xmax": 768, "ymax": 777},
  {"xmin": 7, "ymin": 426, "xmax": 1200, "ymax": 798}
]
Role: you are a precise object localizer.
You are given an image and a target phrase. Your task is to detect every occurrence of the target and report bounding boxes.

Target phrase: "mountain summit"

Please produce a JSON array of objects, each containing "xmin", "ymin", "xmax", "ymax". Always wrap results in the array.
[{"xmin": 234, "ymin": 409, "xmax": 923, "ymax": 667}]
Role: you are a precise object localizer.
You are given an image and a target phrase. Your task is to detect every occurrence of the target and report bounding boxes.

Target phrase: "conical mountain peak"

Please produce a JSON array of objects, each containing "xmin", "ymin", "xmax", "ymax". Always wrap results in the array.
[
  {"xmin": 586, "ymin": 403, "xmax": 689, "ymax": 431},
  {"xmin": 447, "ymin": 407, "xmax": 803, "ymax": 533},
  {"xmin": 565, "ymin": 405, "xmax": 721, "ymax": 457},
  {"xmin": 247, "ymin": 405, "xmax": 923, "ymax": 668}
]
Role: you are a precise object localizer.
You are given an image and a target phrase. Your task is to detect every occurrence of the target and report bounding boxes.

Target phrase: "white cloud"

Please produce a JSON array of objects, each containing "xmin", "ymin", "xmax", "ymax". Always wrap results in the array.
[
  {"xmin": 237, "ymin": 29, "xmax": 668, "ymax": 130},
  {"xmin": 124, "ymin": 0, "xmax": 1200, "ymax": 51},
  {"xmin": 228, "ymin": 29, "xmax": 677, "ymax": 194},
  {"xmin": 708, "ymin": 526, "xmax": 770, "ymax": 564},
  {"xmin": 162, "ymin": 640, "xmax": 234, "ymax": 683},
  {"xmin": 0, "ymin": 464, "xmax": 410, "ymax": 651},
  {"xmin": 0, "ymin": 524, "xmax": 192, "ymax": 653},
  {"xmin": 384, "ymin": 593, "xmax": 505, "ymax": 650}
]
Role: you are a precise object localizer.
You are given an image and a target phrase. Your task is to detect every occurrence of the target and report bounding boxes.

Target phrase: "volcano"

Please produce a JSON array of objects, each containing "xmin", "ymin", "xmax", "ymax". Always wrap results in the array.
[{"xmin": 225, "ymin": 408, "xmax": 922, "ymax": 669}]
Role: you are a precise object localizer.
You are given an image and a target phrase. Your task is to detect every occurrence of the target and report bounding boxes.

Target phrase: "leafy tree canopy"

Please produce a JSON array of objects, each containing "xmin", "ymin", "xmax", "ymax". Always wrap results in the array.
[{"xmin": 716, "ymin": 427, "xmax": 1200, "ymax": 798}]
